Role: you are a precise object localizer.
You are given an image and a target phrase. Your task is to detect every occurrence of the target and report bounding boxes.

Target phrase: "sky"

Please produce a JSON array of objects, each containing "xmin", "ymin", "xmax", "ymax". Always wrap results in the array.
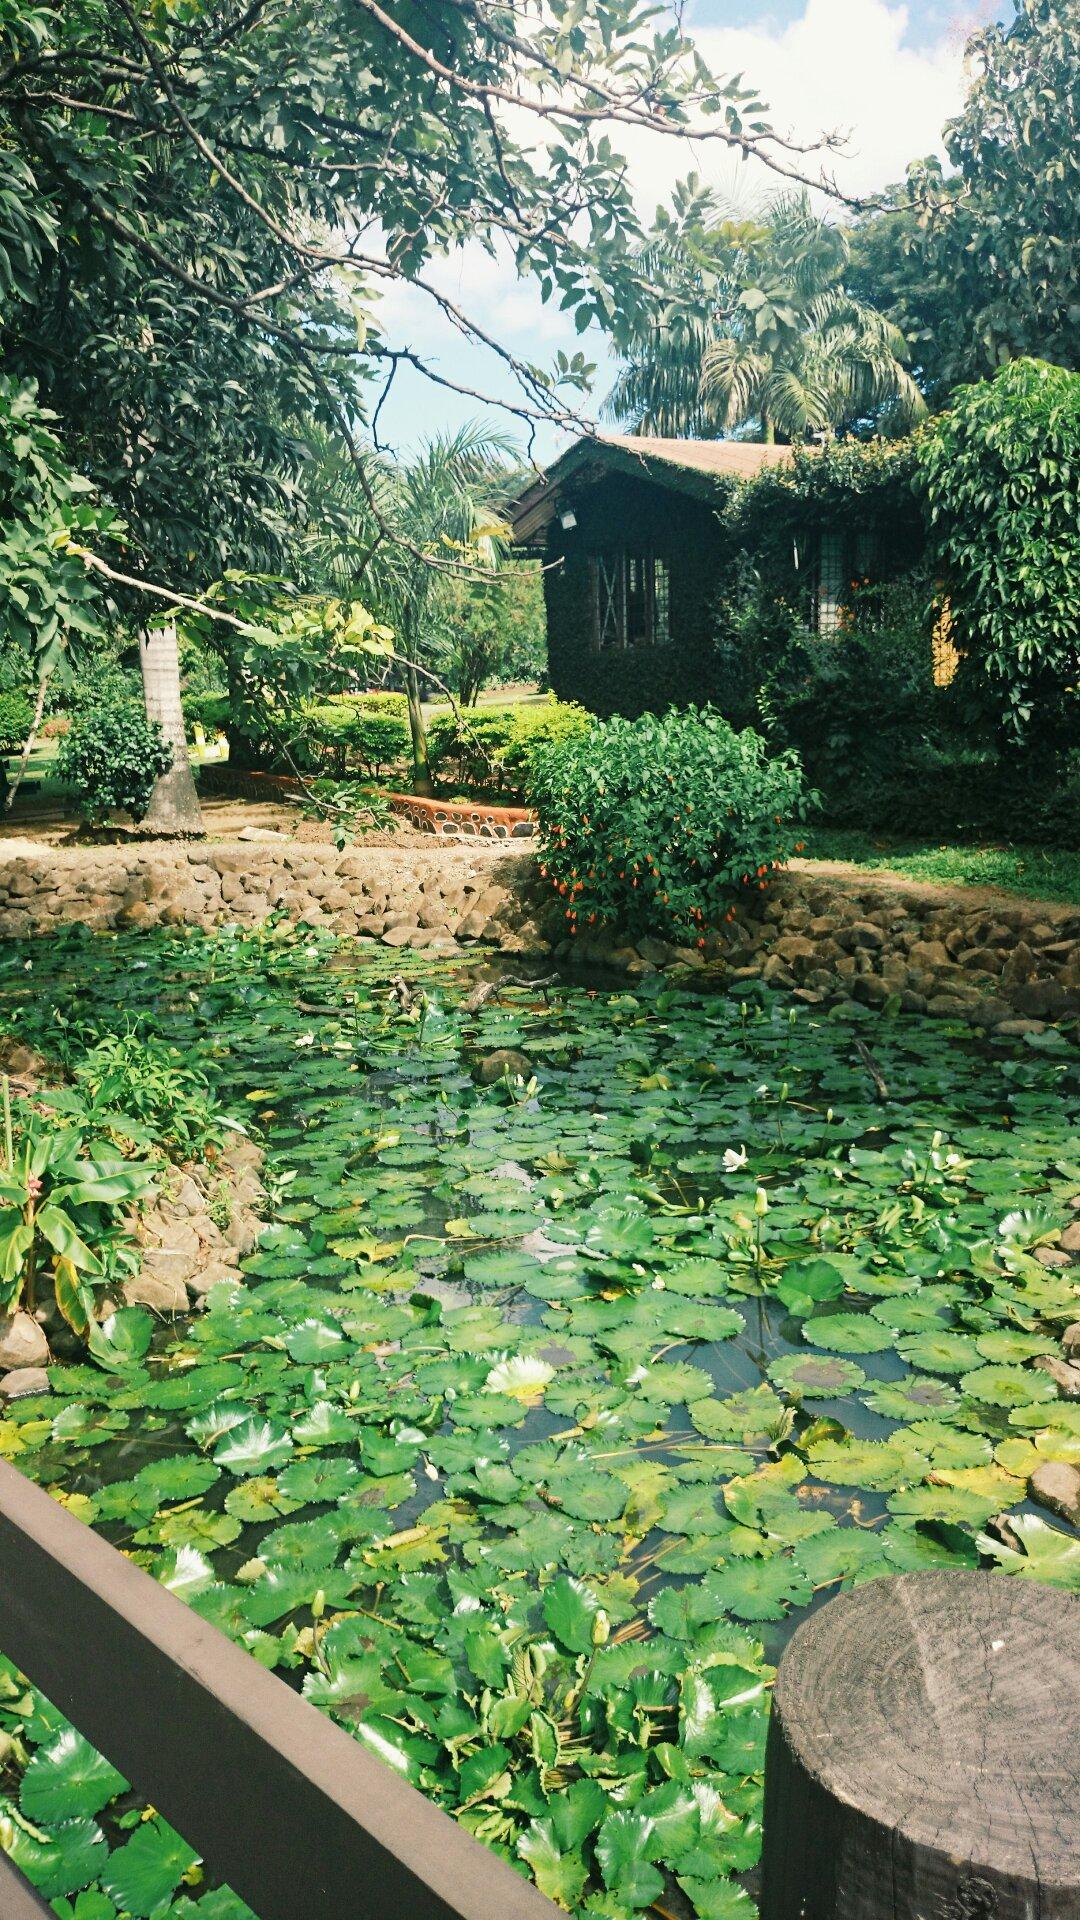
[{"xmin": 370, "ymin": 0, "xmax": 1007, "ymax": 462}]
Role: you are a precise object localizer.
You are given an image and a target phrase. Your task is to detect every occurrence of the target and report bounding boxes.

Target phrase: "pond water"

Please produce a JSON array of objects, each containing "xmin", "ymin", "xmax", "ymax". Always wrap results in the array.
[{"xmin": 1, "ymin": 924, "xmax": 1078, "ymax": 1919}]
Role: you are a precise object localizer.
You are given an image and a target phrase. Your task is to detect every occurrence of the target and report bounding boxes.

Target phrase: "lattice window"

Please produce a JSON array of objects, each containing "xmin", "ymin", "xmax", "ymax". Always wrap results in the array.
[
  {"xmin": 654, "ymin": 558, "xmax": 671, "ymax": 645},
  {"xmin": 817, "ymin": 531, "xmax": 846, "ymax": 635},
  {"xmin": 594, "ymin": 554, "xmax": 625, "ymax": 650},
  {"xmin": 591, "ymin": 552, "xmax": 670, "ymax": 649}
]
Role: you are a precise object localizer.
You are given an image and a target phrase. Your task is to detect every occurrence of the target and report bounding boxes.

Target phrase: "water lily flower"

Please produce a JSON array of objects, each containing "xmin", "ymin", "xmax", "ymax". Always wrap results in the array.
[{"xmin": 722, "ymin": 1146, "xmax": 748, "ymax": 1172}]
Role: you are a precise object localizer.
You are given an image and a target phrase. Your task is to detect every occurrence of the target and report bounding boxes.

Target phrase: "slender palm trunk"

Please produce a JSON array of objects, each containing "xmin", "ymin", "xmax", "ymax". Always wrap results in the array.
[
  {"xmin": 3, "ymin": 670, "xmax": 50, "ymax": 813},
  {"xmin": 762, "ymin": 414, "xmax": 776, "ymax": 445},
  {"xmin": 404, "ymin": 659, "xmax": 434, "ymax": 797},
  {"xmin": 138, "ymin": 621, "xmax": 204, "ymax": 836}
]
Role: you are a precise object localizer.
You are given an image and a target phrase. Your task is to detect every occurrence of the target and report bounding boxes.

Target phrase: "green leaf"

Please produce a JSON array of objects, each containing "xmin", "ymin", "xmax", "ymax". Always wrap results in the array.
[
  {"xmin": 543, "ymin": 1574, "xmax": 605, "ymax": 1653},
  {"xmin": 87, "ymin": 1308, "xmax": 154, "ymax": 1372},
  {"xmin": 19, "ymin": 1729, "xmax": 127, "ymax": 1822},
  {"xmin": 101, "ymin": 1817, "xmax": 199, "ymax": 1917},
  {"xmin": 595, "ymin": 1811, "xmax": 664, "ymax": 1909},
  {"xmin": 518, "ymin": 1820, "xmax": 589, "ymax": 1908},
  {"xmin": 977, "ymin": 1515, "xmax": 1080, "ymax": 1589},
  {"xmin": 1, "ymin": 1810, "xmax": 107, "ymax": 1899},
  {"xmin": 214, "ymin": 1416, "xmax": 294, "ymax": 1476}
]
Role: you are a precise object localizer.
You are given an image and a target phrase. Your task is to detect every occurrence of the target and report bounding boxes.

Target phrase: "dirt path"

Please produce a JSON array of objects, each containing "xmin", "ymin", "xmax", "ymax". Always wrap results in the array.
[{"xmin": 790, "ymin": 857, "xmax": 1076, "ymax": 921}]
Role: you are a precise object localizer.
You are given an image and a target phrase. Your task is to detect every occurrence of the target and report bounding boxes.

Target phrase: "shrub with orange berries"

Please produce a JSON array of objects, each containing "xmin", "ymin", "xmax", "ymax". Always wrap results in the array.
[{"xmin": 526, "ymin": 705, "xmax": 813, "ymax": 942}]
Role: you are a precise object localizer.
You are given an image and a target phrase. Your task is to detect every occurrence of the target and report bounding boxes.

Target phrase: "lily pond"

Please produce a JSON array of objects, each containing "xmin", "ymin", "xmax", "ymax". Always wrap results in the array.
[{"xmin": 1, "ymin": 924, "xmax": 1079, "ymax": 1920}]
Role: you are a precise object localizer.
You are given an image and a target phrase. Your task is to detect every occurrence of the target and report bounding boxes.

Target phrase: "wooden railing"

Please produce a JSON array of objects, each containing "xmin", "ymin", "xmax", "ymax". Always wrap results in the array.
[{"xmin": 0, "ymin": 1461, "xmax": 558, "ymax": 1920}]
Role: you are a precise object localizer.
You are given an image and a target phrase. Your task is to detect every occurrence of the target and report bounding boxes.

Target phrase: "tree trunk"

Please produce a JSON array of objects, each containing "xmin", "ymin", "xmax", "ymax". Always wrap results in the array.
[
  {"xmin": 2, "ymin": 671, "xmax": 50, "ymax": 813},
  {"xmin": 761, "ymin": 1570, "xmax": 1079, "ymax": 1920},
  {"xmin": 138, "ymin": 622, "xmax": 204, "ymax": 836},
  {"xmin": 404, "ymin": 661, "xmax": 434, "ymax": 797},
  {"xmin": 762, "ymin": 414, "xmax": 776, "ymax": 445}
]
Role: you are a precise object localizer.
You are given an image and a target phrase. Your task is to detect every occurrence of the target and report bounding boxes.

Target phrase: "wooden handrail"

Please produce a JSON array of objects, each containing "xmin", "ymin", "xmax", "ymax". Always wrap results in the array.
[
  {"xmin": 0, "ymin": 1461, "xmax": 558, "ymax": 1920},
  {"xmin": 0, "ymin": 1849, "xmax": 53, "ymax": 1914}
]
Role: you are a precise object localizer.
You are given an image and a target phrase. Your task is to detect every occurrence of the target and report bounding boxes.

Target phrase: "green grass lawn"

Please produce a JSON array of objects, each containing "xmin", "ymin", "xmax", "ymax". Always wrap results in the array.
[{"xmin": 805, "ymin": 827, "xmax": 1080, "ymax": 906}]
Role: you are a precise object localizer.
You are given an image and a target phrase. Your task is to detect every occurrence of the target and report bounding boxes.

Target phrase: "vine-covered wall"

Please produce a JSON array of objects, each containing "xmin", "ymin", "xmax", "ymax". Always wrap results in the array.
[
  {"xmin": 544, "ymin": 471, "xmax": 739, "ymax": 716},
  {"xmin": 541, "ymin": 444, "xmax": 926, "ymax": 719}
]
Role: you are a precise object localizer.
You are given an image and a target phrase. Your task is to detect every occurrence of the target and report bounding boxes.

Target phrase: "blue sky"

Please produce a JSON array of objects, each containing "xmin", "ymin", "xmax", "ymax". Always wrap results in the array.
[{"xmin": 370, "ymin": 0, "xmax": 1007, "ymax": 460}]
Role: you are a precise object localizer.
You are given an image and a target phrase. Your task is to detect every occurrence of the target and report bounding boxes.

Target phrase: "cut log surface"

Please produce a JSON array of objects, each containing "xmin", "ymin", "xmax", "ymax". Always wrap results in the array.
[{"xmin": 761, "ymin": 1571, "xmax": 1080, "ymax": 1920}]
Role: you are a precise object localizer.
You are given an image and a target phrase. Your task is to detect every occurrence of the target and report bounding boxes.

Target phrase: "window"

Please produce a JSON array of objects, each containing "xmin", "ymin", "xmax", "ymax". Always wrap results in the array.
[
  {"xmin": 816, "ymin": 531, "xmax": 845, "ymax": 636},
  {"xmin": 591, "ymin": 552, "xmax": 671, "ymax": 650}
]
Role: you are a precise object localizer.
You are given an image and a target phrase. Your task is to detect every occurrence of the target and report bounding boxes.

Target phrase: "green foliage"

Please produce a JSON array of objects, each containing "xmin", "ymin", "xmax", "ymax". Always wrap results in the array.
[
  {"xmin": 55, "ymin": 700, "xmax": 173, "ymax": 825},
  {"xmin": 299, "ymin": 698, "xmax": 409, "ymax": 779},
  {"xmin": 65, "ymin": 1032, "xmax": 236, "ymax": 1158},
  {"xmin": 910, "ymin": 1, "xmax": 1080, "ymax": 384},
  {"xmin": 0, "ymin": 689, "xmax": 33, "ymax": 755},
  {"xmin": 0, "ymin": 376, "xmax": 114, "ymax": 684},
  {"xmin": 441, "ymin": 563, "xmax": 547, "ymax": 706},
  {"xmin": 183, "ymin": 691, "xmax": 231, "ymax": 738},
  {"xmin": 0, "ymin": 926, "xmax": 1077, "ymax": 1913},
  {"xmin": 527, "ymin": 706, "xmax": 812, "ymax": 941},
  {"xmin": 0, "ymin": 1088, "xmax": 153, "ymax": 1341},
  {"xmin": 427, "ymin": 697, "xmax": 590, "ymax": 798},
  {"xmin": 917, "ymin": 359, "xmax": 1080, "ymax": 747}
]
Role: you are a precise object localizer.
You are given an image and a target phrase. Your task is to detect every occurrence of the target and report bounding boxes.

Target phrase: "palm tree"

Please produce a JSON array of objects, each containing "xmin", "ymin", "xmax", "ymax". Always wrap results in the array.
[
  {"xmin": 607, "ymin": 191, "xmax": 924, "ymax": 442},
  {"xmin": 315, "ymin": 422, "xmax": 515, "ymax": 794}
]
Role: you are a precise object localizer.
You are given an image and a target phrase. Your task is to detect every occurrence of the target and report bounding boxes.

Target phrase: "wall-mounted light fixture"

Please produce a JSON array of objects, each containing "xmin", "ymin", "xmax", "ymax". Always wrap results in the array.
[{"xmin": 559, "ymin": 507, "xmax": 577, "ymax": 531}]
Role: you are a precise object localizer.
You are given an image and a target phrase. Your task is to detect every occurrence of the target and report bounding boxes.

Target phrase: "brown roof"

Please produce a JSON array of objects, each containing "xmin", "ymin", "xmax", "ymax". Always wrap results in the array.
[
  {"xmin": 510, "ymin": 432, "xmax": 800, "ymax": 544},
  {"xmin": 598, "ymin": 434, "xmax": 799, "ymax": 479}
]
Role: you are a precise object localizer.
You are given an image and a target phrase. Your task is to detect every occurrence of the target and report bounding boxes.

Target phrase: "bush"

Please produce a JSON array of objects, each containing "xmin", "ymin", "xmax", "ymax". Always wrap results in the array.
[
  {"xmin": 527, "ymin": 706, "xmax": 813, "ymax": 943},
  {"xmin": 299, "ymin": 696, "xmax": 409, "ymax": 778},
  {"xmin": 185, "ymin": 690, "xmax": 231, "ymax": 737},
  {"xmin": 428, "ymin": 698, "xmax": 589, "ymax": 797},
  {"xmin": 56, "ymin": 701, "xmax": 173, "ymax": 824},
  {"xmin": 0, "ymin": 689, "xmax": 33, "ymax": 755}
]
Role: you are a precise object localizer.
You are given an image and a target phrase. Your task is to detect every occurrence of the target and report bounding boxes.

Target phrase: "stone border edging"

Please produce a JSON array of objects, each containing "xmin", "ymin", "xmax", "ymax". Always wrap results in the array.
[{"xmin": 0, "ymin": 842, "xmax": 1078, "ymax": 1032}]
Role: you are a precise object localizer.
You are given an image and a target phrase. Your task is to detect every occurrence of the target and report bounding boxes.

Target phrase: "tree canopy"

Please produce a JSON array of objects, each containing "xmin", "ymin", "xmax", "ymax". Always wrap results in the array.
[
  {"xmin": 852, "ymin": 0, "xmax": 1080, "ymax": 399},
  {"xmin": 606, "ymin": 189, "xmax": 922, "ymax": 442}
]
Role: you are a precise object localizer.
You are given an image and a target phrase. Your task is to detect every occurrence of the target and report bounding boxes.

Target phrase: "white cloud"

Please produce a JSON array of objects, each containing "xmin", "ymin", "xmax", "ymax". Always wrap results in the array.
[{"xmin": 622, "ymin": 0, "xmax": 967, "ymax": 215}]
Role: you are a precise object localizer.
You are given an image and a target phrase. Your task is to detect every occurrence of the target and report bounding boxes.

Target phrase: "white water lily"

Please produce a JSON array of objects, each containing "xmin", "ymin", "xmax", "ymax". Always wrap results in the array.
[
  {"xmin": 483, "ymin": 1354, "xmax": 556, "ymax": 1402},
  {"xmin": 722, "ymin": 1145, "xmax": 748, "ymax": 1171}
]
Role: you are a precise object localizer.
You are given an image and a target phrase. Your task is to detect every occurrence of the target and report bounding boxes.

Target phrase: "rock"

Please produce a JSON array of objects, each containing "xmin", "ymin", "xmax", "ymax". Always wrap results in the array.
[
  {"xmin": 1033, "ymin": 1354, "xmax": 1080, "ymax": 1399},
  {"xmin": 1028, "ymin": 1461, "xmax": 1080, "ymax": 1527},
  {"xmin": 0, "ymin": 1037, "xmax": 52, "ymax": 1079},
  {"xmin": 851, "ymin": 974, "xmax": 892, "ymax": 1008},
  {"xmin": 1035, "ymin": 1246, "xmax": 1073, "ymax": 1269},
  {"xmin": 0, "ymin": 1310, "xmax": 49, "ymax": 1370},
  {"xmin": 1060, "ymin": 1220, "xmax": 1080, "ymax": 1256},
  {"xmin": 473, "ymin": 1048, "xmax": 533, "ymax": 1085},
  {"xmin": 636, "ymin": 935, "xmax": 675, "ymax": 966},
  {"xmin": 188, "ymin": 1260, "xmax": 244, "ymax": 1298},
  {"xmin": 993, "ymin": 1017, "xmax": 1047, "ymax": 1037},
  {"xmin": 908, "ymin": 939, "xmax": 950, "ymax": 970},
  {"xmin": 841, "ymin": 920, "xmax": 885, "ymax": 950},
  {"xmin": 0, "ymin": 1366, "xmax": 50, "ymax": 1399},
  {"xmin": 236, "ymin": 826, "xmax": 288, "ymax": 842},
  {"xmin": 1001, "ymin": 940, "xmax": 1036, "ymax": 985},
  {"xmin": 382, "ymin": 923, "xmax": 420, "ymax": 948},
  {"xmin": 1012, "ymin": 979, "xmax": 1074, "ymax": 1021},
  {"xmin": 926, "ymin": 993, "xmax": 970, "ymax": 1018},
  {"xmin": 124, "ymin": 1269, "xmax": 190, "ymax": 1313},
  {"xmin": 1061, "ymin": 1323, "xmax": 1080, "ymax": 1359},
  {"xmin": 456, "ymin": 910, "xmax": 489, "ymax": 941}
]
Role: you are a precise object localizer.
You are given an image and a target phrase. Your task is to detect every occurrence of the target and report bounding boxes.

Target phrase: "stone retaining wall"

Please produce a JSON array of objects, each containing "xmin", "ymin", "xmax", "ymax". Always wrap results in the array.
[{"xmin": 1, "ymin": 840, "xmax": 1078, "ymax": 1031}]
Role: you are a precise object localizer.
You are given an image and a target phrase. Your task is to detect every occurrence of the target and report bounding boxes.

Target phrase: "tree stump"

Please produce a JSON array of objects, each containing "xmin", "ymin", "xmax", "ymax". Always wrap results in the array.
[{"xmin": 761, "ymin": 1571, "xmax": 1080, "ymax": 1920}]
